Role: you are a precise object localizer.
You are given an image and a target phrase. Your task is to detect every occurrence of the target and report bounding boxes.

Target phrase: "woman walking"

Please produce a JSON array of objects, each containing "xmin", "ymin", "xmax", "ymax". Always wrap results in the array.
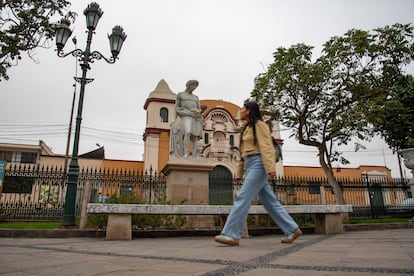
[{"xmin": 214, "ymin": 101, "xmax": 302, "ymax": 246}]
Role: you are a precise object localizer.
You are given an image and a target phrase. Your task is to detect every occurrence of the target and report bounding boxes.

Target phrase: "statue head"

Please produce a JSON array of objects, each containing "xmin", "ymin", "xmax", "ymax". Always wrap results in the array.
[{"xmin": 186, "ymin": 80, "xmax": 199, "ymax": 88}]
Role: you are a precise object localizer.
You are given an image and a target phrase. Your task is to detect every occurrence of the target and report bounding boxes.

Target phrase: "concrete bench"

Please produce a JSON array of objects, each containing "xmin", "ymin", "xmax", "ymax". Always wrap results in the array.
[{"xmin": 87, "ymin": 203, "xmax": 353, "ymax": 240}]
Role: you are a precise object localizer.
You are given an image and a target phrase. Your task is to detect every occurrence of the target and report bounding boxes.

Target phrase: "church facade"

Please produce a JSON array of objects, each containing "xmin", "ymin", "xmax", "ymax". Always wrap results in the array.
[{"xmin": 142, "ymin": 79, "xmax": 284, "ymax": 179}]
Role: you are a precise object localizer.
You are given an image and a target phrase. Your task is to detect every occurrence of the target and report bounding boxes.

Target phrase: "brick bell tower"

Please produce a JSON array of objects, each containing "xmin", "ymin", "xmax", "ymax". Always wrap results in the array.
[{"xmin": 142, "ymin": 79, "xmax": 176, "ymax": 173}]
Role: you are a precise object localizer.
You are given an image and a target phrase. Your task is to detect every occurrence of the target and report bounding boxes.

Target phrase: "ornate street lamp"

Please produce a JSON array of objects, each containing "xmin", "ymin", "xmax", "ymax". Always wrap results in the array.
[{"xmin": 55, "ymin": 2, "xmax": 127, "ymax": 227}]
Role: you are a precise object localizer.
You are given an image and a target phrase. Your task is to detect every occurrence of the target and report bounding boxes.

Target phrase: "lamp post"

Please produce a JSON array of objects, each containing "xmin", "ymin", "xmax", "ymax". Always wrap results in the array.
[{"xmin": 55, "ymin": 2, "xmax": 127, "ymax": 227}]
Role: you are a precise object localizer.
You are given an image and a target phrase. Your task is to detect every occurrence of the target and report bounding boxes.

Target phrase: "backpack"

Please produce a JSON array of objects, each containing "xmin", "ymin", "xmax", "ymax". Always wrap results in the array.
[
  {"xmin": 272, "ymin": 137, "xmax": 283, "ymax": 162},
  {"xmin": 251, "ymin": 123, "xmax": 283, "ymax": 162}
]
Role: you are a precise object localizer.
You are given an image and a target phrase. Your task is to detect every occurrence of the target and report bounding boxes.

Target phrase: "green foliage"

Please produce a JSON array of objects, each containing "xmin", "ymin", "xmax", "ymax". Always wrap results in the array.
[
  {"xmin": 348, "ymin": 217, "xmax": 410, "ymax": 224},
  {"xmin": 132, "ymin": 213, "xmax": 186, "ymax": 230},
  {"xmin": 0, "ymin": 222, "xmax": 60, "ymax": 229},
  {"xmin": 105, "ymin": 194, "xmax": 143, "ymax": 204},
  {"xmin": 0, "ymin": 217, "xmax": 410, "ymax": 230},
  {"xmin": 86, "ymin": 194, "xmax": 187, "ymax": 230},
  {"xmin": 0, "ymin": 0, "xmax": 76, "ymax": 80},
  {"xmin": 252, "ymin": 23, "xmax": 414, "ymax": 203},
  {"xmin": 245, "ymin": 198, "xmax": 313, "ymax": 227},
  {"xmin": 246, "ymin": 214, "xmax": 314, "ymax": 227},
  {"xmin": 86, "ymin": 213, "xmax": 108, "ymax": 229},
  {"xmin": 369, "ymin": 75, "xmax": 414, "ymax": 150}
]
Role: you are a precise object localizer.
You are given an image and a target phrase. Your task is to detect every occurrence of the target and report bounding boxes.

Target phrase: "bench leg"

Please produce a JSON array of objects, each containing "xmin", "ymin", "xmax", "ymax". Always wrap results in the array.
[
  {"xmin": 242, "ymin": 221, "xmax": 250, "ymax": 238},
  {"xmin": 106, "ymin": 214, "xmax": 132, "ymax": 240},
  {"xmin": 314, "ymin": 213, "xmax": 344, "ymax": 234}
]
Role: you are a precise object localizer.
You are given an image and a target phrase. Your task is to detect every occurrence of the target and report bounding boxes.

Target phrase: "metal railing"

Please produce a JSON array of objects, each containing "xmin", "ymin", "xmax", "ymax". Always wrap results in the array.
[
  {"xmin": 0, "ymin": 164, "xmax": 412, "ymax": 221},
  {"xmin": 0, "ymin": 164, "xmax": 166, "ymax": 221}
]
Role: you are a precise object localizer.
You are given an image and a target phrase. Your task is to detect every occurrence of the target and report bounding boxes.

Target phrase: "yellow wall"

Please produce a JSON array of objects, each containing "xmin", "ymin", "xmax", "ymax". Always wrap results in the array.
[
  {"xmin": 284, "ymin": 165, "xmax": 392, "ymax": 180},
  {"xmin": 40, "ymin": 155, "xmax": 103, "ymax": 170},
  {"xmin": 158, "ymin": 130, "xmax": 170, "ymax": 172},
  {"xmin": 103, "ymin": 159, "xmax": 144, "ymax": 172}
]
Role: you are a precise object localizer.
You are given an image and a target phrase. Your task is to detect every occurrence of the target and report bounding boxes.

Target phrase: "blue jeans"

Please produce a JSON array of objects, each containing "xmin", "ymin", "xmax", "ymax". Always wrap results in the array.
[{"xmin": 221, "ymin": 154, "xmax": 298, "ymax": 240}]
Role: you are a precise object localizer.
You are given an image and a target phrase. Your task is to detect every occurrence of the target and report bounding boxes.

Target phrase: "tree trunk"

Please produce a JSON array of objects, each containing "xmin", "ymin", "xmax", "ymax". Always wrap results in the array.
[{"xmin": 318, "ymin": 152, "xmax": 346, "ymax": 205}]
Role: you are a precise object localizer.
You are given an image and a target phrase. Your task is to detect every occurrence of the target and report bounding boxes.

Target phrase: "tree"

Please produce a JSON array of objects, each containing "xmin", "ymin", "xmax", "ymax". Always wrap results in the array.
[
  {"xmin": 252, "ymin": 23, "xmax": 414, "ymax": 204},
  {"xmin": 369, "ymin": 74, "xmax": 414, "ymax": 151},
  {"xmin": 0, "ymin": 0, "xmax": 75, "ymax": 81}
]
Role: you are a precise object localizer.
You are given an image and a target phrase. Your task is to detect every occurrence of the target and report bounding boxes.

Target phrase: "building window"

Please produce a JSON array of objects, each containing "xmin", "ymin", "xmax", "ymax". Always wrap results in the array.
[
  {"xmin": 9, "ymin": 152, "xmax": 37, "ymax": 164},
  {"xmin": 229, "ymin": 135, "xmax": 234, "ymax": 146},
  {"xmin": 2, "ymin": 175, "xmax": 34, "ymax": 193},
  {"xmin": 308, "ymin": 181, "xmax": 321, "ymax": 194},
  {"xmin": 287, "ymin": 185, "xmax": 296, "ymax": 195},
  {"xmin": 0, "ymin": 151, "xmax": 12, "ymax": 162},
  {"xmin": 204, "ymin": 133, "xmax": 209, "ymax": 144},
  {"xmin": 11, "ymin": 152, "xmax": 21, "ymax": 163},
  {"xmin": 160, "ymin": 108, "xmax": 169, "ymax": 122},
  {"xmin": 21, "ymin": 152, "xmax": 37, "ymax": 163}
]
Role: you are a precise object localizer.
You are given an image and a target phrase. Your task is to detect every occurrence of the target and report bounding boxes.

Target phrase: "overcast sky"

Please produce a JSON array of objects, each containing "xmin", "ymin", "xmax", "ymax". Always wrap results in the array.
[{"xmin": 1, "ymin": 0, "xmax": 413, "ymax": 178}]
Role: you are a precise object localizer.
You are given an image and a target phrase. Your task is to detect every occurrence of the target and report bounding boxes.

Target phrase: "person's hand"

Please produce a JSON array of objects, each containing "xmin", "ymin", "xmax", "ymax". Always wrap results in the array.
[
  {"xmin": 235, "ymin": 178, "xmax": 242, "ymax": 184},
  {"xmin": 268, "ymin": 171, "xmax": 276, "ymax": 180}
]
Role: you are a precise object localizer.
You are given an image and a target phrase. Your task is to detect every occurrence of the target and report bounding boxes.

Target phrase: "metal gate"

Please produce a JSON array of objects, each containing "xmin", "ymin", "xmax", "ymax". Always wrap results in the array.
[
  {"xmin": 209, "ymin": 165, "xmax": 233, "ymax": 205},
  {"xmin": 368, "ymin": 182, "xmax": 385, "ymax": 218}
]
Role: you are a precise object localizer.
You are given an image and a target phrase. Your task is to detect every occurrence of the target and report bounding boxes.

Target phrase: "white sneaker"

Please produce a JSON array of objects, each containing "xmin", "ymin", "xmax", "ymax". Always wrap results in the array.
[
  {"xmin": 214, "ymin": 234, "xmax": 239, "ymax": 246},
  {"xmin": 281, "ymin": 229, "xmax": 302, "ymax": 243}
]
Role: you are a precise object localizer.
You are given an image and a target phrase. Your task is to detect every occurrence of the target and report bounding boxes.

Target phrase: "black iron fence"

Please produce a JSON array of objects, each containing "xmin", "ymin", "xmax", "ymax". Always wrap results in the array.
[
  {"xmin": 0, "ymin": 164, "xmax": 166, "ymax": 221},
  {"xmin": 209, "ymin": 175, "xmax": 413, "ymax": 219},
  {"xmin": 0, "ymin": 164, "xmax": 412, "ymax": 221}
]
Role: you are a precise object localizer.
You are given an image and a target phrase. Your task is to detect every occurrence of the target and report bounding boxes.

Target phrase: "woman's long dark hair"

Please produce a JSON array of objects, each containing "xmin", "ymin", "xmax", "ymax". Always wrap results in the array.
[
  {"xmin": 244, "ymin": 101, "xmax": 262, "ymax": 127},
  {"xmin": 241, "ymin": 101, "xmax": 262, "ymax": 145}
]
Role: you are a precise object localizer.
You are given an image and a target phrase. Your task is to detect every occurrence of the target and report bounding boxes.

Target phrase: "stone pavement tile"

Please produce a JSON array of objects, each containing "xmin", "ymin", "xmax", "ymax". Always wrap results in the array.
[
  {"xmin": 0, "ymin": 245, "xmax": 225, "ymax": 276},
  {"xmin": 268, "ymin": 229, "xmax": 414, "ymax": 274},
  {"xmin": 240, "ymin": 268, "xmax": 411, "ymax": 276},
  {"xmin": 41, "ymin": 258, "xmax": 150, "ymax": 276},
  {"xmin": 63, "ymin": 236, "xmax": 281, "ymax": 262},
  {"xmin": 272, "ymin": 250, "xmax": 347, "ymax": 266},
  {"xmin": 132, "ymin": 261, "xmax": 225, "ymax": 276},
  {"xmin": 1, "ymin": 229, "xmax": 413, "ymax": 276},
  {"xmin": 339, "ymin": 230, "xmax": 414, "ymax": 270},
  {"xmin": 0, "ymin": 248, "xmax": 83, "ymax": 275}
]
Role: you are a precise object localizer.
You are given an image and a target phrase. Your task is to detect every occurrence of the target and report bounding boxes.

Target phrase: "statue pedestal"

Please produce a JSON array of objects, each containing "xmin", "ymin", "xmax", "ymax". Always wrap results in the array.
[
  {"xmin": 400, "ymin": 148, "xmax": 414, "ymax": 198},
  {"xmin": 161, "ymin": 158, "xmax": 215, "ymax": 228}
]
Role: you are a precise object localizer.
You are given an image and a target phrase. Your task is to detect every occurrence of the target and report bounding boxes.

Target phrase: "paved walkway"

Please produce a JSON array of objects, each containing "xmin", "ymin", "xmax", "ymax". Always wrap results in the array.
[{"xmin": 0, "ymin": 229, "xmax": 413, "ymax": 275}]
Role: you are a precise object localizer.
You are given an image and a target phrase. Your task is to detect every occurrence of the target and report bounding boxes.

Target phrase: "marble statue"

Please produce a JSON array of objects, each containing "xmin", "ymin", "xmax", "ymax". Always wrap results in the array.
[{"xmin": 170, "ymin": 80, "xmax": 204, "ymax": 158}]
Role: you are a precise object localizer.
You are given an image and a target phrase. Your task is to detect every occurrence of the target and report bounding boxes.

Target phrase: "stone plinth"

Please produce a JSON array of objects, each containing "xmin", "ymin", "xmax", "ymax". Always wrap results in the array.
[
  {"xmin": 106, "ymin": 214, "xmax": 132, "ymax": 240},
  {"xmin": 314, "ymin": 213, "xmax": 344, "ymax": 234},
  {"xmin": 161, "ymin": 158, "xmax": 215, "ymax": 228},
  {"xmin": 400, "ymin": 148, "xmax": 414, "ymax": 198}
]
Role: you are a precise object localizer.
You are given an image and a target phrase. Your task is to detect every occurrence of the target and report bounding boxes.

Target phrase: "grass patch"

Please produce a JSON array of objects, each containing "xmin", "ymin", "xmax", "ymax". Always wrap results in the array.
[
  {"xmin": 348, "ymin": 217, "xmax": 411, "ymax": 224},
  {"xmin": 0, "ymin": 217, "xmax": 411, "ymax": 229},
  {"xmin": 0, "ymin": 222, "xmax": 61, "ymax": 229}
]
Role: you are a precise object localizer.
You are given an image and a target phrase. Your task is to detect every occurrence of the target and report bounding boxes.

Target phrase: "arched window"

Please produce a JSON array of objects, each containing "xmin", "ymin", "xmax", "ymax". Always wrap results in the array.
[
  {"xmin": 204, "ymin": 133, "xmax": 209, "ymax": 144},
  {"xmin": 160, "ymin": 108, "xmax": 168, "ymax": 122},
  {"xmin": 229, "ymin": 135, "xmax": 234, "ymax": 146}
]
